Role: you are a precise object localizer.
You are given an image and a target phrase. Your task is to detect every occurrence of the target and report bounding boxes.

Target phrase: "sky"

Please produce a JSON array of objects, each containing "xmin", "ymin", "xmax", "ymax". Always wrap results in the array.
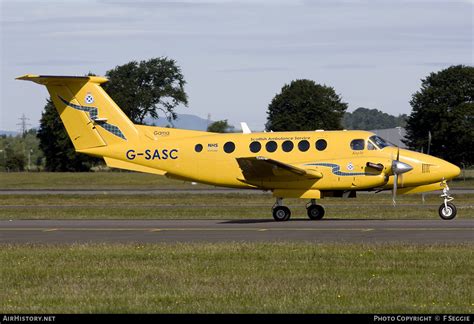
[{"xmin": 0, "ymin": 0, "xmax": 472, "ymax": 132}]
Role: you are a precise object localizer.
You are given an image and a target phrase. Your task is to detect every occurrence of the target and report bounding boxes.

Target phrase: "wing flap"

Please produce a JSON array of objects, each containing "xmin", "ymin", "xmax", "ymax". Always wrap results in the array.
[{"xmin": 236, "ymin": 156, "xmax": 323, "ymax": 181}]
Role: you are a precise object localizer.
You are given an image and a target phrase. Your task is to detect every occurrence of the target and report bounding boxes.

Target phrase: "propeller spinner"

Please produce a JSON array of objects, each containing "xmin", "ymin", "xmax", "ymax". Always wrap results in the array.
[{"xmin": 391, "ymin": 148, "xmax": 413, "ymax": 206}]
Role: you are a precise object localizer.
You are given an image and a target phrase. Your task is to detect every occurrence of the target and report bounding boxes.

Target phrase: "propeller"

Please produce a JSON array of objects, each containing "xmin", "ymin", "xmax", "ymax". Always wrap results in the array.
[{"xmin": 390, "ymin": 147, "xmax": 413, "ymax": 206}]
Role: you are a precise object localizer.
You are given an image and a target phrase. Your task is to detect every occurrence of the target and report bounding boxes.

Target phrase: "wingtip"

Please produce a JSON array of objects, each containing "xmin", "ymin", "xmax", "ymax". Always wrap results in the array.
[{"xmin": 16, "ymin": 74, "xmax": 40, "ymax": 81}]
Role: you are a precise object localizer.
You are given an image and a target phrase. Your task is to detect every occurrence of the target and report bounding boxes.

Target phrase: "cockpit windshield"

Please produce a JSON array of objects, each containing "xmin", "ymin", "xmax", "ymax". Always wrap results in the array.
[{"xmin": 369, "ymin": 135, "xmax": 392, "ymax": 149}]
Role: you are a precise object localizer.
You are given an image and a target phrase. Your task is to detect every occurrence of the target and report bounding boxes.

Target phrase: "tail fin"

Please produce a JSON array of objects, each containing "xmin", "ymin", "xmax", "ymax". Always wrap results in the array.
[{"xmin": 16, "ymin": 74, "xmax": 138, "ymax": 151}]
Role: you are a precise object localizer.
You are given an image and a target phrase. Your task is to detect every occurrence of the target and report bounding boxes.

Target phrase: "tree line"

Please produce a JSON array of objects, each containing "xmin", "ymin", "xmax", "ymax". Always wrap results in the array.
[{"xmin": 1, "ymin": 60, "xmax": 472, "ymax": 172}]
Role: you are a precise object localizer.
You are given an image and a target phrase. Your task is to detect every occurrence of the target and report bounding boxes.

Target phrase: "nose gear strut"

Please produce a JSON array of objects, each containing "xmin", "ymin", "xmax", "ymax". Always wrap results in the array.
[{"xmin": 439, "ymin": 182, "xmax": 457, "ymax": 220}]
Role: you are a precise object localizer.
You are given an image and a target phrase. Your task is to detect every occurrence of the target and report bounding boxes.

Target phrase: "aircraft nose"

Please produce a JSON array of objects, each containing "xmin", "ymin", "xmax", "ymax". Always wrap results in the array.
[{"xmin": 441, "ymin": 160, "xmax": 461, "ymax": 180}]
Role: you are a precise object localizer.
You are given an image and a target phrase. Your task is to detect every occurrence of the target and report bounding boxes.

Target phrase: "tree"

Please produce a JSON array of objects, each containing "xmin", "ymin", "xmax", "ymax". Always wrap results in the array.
[
  {"xmin": 403, "ymin": 65, "xmax": 474, "ymax": 166},
  {"xmin": 37, "ymin": 99, "xmax": 99, "ymax": 171},
  {"xmin": 265, "ymin": 79, "xmax": 347, "ymax": 131},
  {"xmin": 5, "ymin": 150, "xmax": 26, "ymax": 172},
  {"xmin": 207, "ymin": 120, "xmax": 235, "ymax": 133},
  {"xmin": 343, "ymin": 107, "xmax": 407, "ymax": 130},
  {"xmin": 0, "ymin": 130, "xmax": 43, "ymax": 171},
  {"xmin": 104, "ymin": 57, "xmax": 188, "ymax": 124}
]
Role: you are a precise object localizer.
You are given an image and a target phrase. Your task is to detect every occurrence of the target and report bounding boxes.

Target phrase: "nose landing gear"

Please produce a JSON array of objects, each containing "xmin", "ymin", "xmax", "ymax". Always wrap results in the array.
[{"xmin": 439, "ymin": 183, "xmax": 457, "ymax": 220}]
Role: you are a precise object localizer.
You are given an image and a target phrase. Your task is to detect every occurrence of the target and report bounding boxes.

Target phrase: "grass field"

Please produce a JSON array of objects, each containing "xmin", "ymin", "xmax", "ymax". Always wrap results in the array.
[
  {"xmin": 0, "ymin": 193, "xmax": 473, "ymax": 220},
  {"xmin": 0, "ymin": 172, "xmax": 205, "ymax": 189},
  {"xmin": 1, "ymin": 243, "xmax": 472, "ymax": 313},
  {"xmin": 1, "ymin": 171, "xmax": 473, "ymax": 189},
  {"xmin": 0, "ymin": 172, "xmax": 473, "ymax": 220}
]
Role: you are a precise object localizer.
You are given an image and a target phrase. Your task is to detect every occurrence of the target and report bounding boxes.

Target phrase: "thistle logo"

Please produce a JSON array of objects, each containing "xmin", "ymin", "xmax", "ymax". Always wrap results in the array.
[
  {"xmin": 85, "ymin": 93, "xmax": 94, "ymax": 104},
  {"xmin": 304, "ymin": 162, "xmax": 367, "ymax": 176}
]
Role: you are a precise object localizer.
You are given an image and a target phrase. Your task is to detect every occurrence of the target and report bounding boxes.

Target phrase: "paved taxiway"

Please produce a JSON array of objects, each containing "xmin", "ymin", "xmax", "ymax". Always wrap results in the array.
[{"xmin": 0, "ymin": 219, "xmax": 472, "ymax": 244}]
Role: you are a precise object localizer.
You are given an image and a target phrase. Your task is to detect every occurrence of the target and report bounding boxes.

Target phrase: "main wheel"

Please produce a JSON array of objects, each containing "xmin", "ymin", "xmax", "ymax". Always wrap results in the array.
[
  {"xmin": 307, "ymin": 204, "xmax": 325, "ymax": 220},
  {"xmin": 438, "ymin": 202, "xmax": 457, "ymax": 220},
  {"xmin": 272, "ymin": 206, "xmax": 291, "ymax": 222}
]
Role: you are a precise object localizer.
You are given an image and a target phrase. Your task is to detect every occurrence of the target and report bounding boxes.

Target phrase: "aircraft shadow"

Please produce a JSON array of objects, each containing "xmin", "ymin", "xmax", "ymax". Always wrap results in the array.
[
  {"xmin": 220, "ymin": 218, "xmax": 412, "ymax": 224},
  {"xmin": 220, "ymin": 219, "xmax": 297, "ymax": 224}
]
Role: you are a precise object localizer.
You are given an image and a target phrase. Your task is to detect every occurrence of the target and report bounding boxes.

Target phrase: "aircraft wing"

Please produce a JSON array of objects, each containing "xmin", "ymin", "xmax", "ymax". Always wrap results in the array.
[{"xmin": 236, "ymin": 156, "xmax": 323, "ymax": 182}]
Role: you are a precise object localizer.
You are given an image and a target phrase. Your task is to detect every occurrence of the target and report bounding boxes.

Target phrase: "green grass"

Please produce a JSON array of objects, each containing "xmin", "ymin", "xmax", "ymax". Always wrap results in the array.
[
  {"xmin": 1, "ymin": 171, "xmax": 473, "ymax": 189},
  {"xmin": 0, "ymin": 243, "xmax": 472, "ymax": 313},
  {"xmin": 0, "ymin": 193, "xmax": 473, "ymax": 220},
  {"xmin": 0, "ymin": 172, "xmax": 206, "ymax": 189}
]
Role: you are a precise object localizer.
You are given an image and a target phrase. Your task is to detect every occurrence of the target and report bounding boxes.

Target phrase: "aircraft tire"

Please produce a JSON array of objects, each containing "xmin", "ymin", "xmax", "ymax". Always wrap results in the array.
[
  {"xmin": 307, "ymin": 204, "xmax": 325, "ymax": 220},
  {"xmin": 438, "ymin": 202, "xmax": 457, "ymax": 220},
  {"xmin": 273, "ymin": 206, "xmax": 291, "ymax": 222}
]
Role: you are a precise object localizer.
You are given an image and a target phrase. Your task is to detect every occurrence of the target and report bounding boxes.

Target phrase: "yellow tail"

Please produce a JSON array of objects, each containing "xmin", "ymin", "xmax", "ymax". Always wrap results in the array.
[{"xmin": 16, "ymin": 75, "xmax": 138, "ymax": 151}]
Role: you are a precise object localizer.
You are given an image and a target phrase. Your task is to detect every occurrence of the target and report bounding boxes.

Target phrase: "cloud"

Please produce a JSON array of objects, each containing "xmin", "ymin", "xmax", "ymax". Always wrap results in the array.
[
  {"xmin": 323, "ymin": 63, "xmax": 376, "ymax": 69},
  {"xmin": 44, "ymin": 29, "xmax": 153, "ymax": 38},
  {"xmin": 16, "ymin": 59, "xmax": 104, "ymax": 67},
  {"xmin": 215, "ymin": 66, "xmax": 290, "ymax": 73},
  {"xmin": 414, "ymin": 62, "xmax": 471, "ymax": 67},
  {"xmin": 101, "ymin": 0, "xmax": 303, "ymax": 7},
  {"xmin": 99, "ymin": 0, "xmax": 218, "ymax": 8}
]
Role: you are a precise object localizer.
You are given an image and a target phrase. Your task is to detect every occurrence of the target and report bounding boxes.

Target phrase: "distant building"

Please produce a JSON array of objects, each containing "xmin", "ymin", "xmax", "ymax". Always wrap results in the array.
[{"xmin": 370, "ymin": 127, "xmax": 407, "ymax": 148}]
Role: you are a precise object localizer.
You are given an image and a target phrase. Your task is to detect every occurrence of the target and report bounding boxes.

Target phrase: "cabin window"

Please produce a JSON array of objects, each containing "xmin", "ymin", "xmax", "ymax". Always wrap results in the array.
[
  {"xmin": 350, "ymin": 139, "xmax": 365, "ymax": 150},
  {"xmin": 195, "ymin": 144, "xmax": 203, "ymax": 152},
  {"xmin": 282, "ymin": 140, "xmax": 294, "ymax": 152},
  {"xmin": 223, "ymin": 141, "xmax": 235, "ymax": 153},
  {"xmin": 249, "ymin": 141, "xmax": 261, "ymax": 153},
  {"xmin": 315, "ymin": 139, "xmax": 327, "ymax": 151},
  {"xmin": 298, "ymin": 140, "xmax": 310, "ymax": 152},
  {"xmin": 369, "ymin": 135, "xmax": 392, "ymax": 149},
  {"xmin": 266, "ymin": 141, "xmax": 277, "ymax": 152}
]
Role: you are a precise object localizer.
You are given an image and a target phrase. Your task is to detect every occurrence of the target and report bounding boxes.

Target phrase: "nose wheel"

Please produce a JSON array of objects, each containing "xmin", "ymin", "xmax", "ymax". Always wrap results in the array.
[{"xmin": 439, "ymin": 183, "xmax": 457, "ymax": 220}]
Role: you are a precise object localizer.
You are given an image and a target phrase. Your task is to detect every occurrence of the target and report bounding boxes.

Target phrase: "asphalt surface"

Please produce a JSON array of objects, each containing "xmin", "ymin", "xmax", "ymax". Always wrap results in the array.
[{"xmin": 1, "ymin": 219, "xmax": 472, "ymax": 244}]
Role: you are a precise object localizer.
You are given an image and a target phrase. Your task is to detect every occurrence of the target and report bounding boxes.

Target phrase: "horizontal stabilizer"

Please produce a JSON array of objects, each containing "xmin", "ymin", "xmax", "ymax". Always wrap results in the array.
[
  {"xmin": 104, "ymin": 157, "xmax": 167, "ymax": 175},
  {"xmin": 16, "ymin": 74, "xmax": 108, "ymax": 85}
]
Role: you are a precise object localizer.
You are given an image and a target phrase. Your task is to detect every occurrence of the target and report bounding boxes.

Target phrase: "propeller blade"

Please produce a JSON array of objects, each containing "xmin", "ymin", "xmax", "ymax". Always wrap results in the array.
[
  {"xmin": 392, "ymin": 173, "xmax": 398, "ymax": 206},
  {"xmin": 390, "ymin": 147, "xmax": 410, "ymax": 207}
]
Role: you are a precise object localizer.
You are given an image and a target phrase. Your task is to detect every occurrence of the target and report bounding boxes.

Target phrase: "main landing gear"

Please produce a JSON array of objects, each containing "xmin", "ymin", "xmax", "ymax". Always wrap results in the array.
[
  {"xmin": 272, "ymin": 198, "xmax": 291, "ymax": 221},
  {"xmin": 439, "ymin": 184, "xmax": 457, "ymax": 220},
  {"xmin": 271, "ymin": 198, "xmax": 325, "ymax": 222},
  {"xmin": 306, "ymin": 199, "xmax": 325, "ymax": 220}
]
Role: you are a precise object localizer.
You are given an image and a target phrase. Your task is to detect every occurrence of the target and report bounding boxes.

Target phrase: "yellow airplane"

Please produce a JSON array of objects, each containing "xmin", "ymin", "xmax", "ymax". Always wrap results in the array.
[{"xmin": 17, "ymin": 74, "xmax": 461, "ymax": 221}]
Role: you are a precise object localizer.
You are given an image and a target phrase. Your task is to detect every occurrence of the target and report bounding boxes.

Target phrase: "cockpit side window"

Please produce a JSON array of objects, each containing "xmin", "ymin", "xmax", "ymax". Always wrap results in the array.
[
  {"xmin": 350, "ymin": 139, "xmax": 365, "ymax": 150},
  {"xmin": 369, "ymin": 135, "xmax": 392, "ymax": 149},
  {"xmin": 367, "ymin": 141, "xmax": 376, "ymax": 150}
]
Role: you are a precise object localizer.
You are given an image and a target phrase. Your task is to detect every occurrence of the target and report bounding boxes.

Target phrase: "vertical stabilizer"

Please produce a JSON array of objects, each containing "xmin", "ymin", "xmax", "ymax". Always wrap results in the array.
[{"xmin": 16, "ymin": 75, "xmax": 138, "ymax": 151}]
